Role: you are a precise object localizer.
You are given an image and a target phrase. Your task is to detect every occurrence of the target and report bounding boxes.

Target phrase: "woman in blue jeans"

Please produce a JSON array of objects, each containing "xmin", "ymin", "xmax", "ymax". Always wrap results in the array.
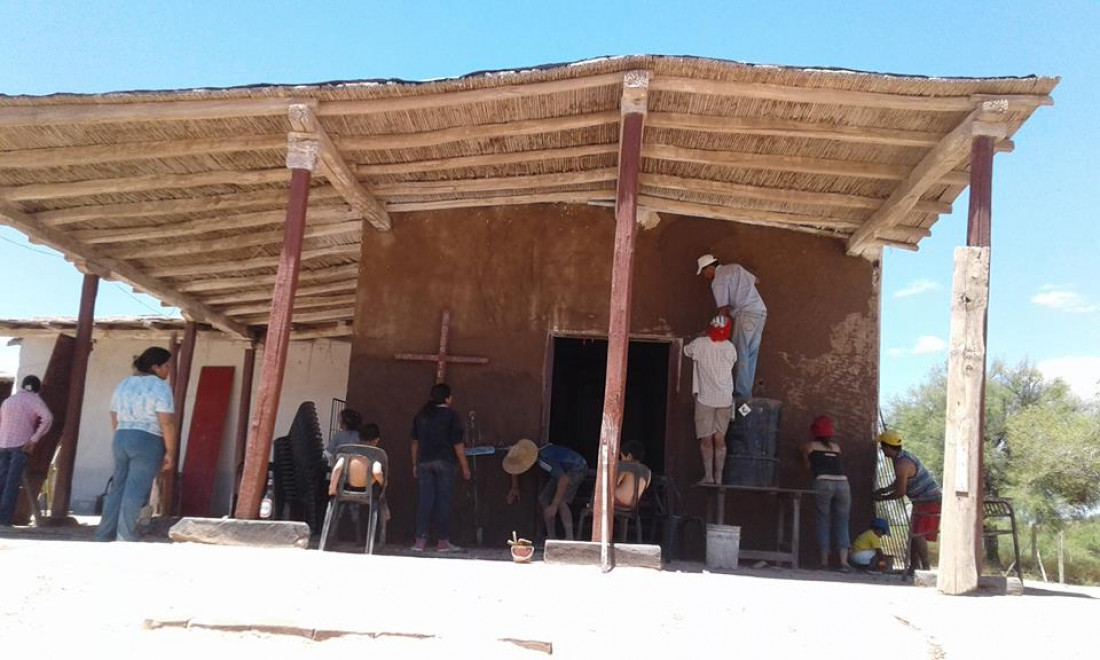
[
  {"xmin": 409, "ymin": 383, "xmax": 471, "ymax": 552},
  {"xmin": 801, "ymin": 415, "xmax": 852, "ymax": 571},
  {"xmin": 96, "ymin": 347, "xmax": 178, "ymax": 542}
]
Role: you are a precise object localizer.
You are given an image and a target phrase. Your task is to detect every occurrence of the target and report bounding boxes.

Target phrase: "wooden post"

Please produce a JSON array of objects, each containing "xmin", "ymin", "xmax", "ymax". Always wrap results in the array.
[
  {"xmin": 50, "ymin": 273, "xmax": 98, "ymax": 520},
  {"xmin": 161, "ymin": 319, "xmax": 197, "ymax": 515},
  {"xmin": 234, "ymin": 135, "xmax": 318, "ymax": 519},
  {"xmin": 229, "ymin": 340, "xmax": 257, "ymax": 512},
  {"xmin": 591, "ymin": 71, "xmax": 648, "ymax": 572},
  {"xmin": 938, "ymin": 133, "xmax": 996, "ymax": 595}
]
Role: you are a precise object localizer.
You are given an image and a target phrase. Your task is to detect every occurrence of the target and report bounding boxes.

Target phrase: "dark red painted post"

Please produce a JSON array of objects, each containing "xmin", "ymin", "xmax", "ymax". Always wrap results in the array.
[
  {"xmin": 50, "ymin": 273, "xmax": 98, "ymax": 520},
  {"xmin": 234, "ymin": 138, "xmax": 318, "ymax": 519},
  {"xmin": 591, "ymin": 71, "xmax": 648, "ymax": 570}
]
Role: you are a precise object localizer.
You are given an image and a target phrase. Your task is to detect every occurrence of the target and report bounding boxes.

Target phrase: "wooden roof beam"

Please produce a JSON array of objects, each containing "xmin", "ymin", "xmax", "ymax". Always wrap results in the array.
[
  {"xmin": 846, "ymin": 101, "xmax": 1012, "ymax": 256},
  {"xmin": 640, "ymin": 173, "xmax": 953, "ymax": 215},
  {"xmin": 384, "ymin": 189, "xmax": 615, "ymax": 213},
  {"xmin": 290, "ymin": 322, "xmax": 353, "ymax": 341},
  {"xmin": 0, "ymin": 201, "xmax": 250, "ymax": 337},
  {"xmin": 337, "ymin": 111, "xmax": 620, "ymax": 151},
  {"xmin": 36, "ymin": 187, "xmax": 342, "ymax": 226},
  {"xmin": 650, "ymin": 76, "xmax": 1052, "ymax": 112},
  {"xmin": 1, "ymin": 134, "xmax": 286, "ymax": 169},
  {"xmin": 203, "ymin": 278, "xmax": 357, "ymax": 305},
  {"xmin": 287, "ymin": 104, "xmax": 390, "ymax": 231},
  {"xmin": 147, "ymin": 244, "xmax": 359, "ymax": 279},
  {"xmin": 106, "ymin": 221, "xmax": 361, "ymax": 259},
  {"xmin": 356, "ymin": 144, "xmax": 617, "ymax": 176},
  {"xmin": 74, "ymin": 206, "xmax": 356, "ymax": 245},
  {"xmin": 221, "ymin": 294, "xmax": 358, "ymax": 317},
  {"xmin": 239, "ymin": 307, "xmax": 353, "ymax": 325},
  {"xmin": 371, "ymin": 168, "xmax": 618, "ymax": 197},
  {"xmin": 0, "ymin": 97, "xmax": 294, "ymax": 127},
  {"xmin": 645, "ymin": 144, "xmax": 971, "ymax": 186},
  {"xmin": 1, "ymin": 169, "xmax": 288, "ymax": 202},
  {"xmin": 648, "ymin": 112, "xmax": 1016, "ymax": 152},
  {"xmin": 174, "ymin": 263, "xmax": 361, "ymax": 294}
]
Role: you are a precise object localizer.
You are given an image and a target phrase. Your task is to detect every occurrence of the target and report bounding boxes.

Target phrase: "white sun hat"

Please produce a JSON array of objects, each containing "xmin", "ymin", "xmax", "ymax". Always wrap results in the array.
[{"xmin": 696, "ymin": 254, "xmax": 719, "ymax": 275}]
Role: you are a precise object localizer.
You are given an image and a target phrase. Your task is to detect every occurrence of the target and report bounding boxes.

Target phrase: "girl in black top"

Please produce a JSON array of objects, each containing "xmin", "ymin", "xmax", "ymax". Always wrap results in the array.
[
  {"xmin": 801, "ymin": 415, "xmax": 852, "ymax": 571},
  {"xmin": 410, "ymin": 383, "xmax": 471, "ymax": 552}
]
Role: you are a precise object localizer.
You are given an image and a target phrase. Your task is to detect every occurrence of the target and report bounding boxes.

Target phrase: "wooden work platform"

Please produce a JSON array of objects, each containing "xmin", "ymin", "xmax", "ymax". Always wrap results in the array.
[{"xmin": 695, "ymin": 483, "xmax": 814, "ymax": 569}]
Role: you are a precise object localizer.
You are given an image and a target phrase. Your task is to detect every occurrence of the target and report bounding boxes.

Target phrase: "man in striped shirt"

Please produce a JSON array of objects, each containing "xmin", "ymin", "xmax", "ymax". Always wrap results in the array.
[
  {"xmin": 873, "ymin": 430, "xmax": 942, "ymax": 571},
  {"xmin": 0, "ymin": 375, "xmax": 53, "ymax": 526}
]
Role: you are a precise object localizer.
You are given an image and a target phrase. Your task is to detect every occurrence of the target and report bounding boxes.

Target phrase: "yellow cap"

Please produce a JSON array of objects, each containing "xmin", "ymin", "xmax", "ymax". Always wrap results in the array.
[{"xmin": 878, "ymin": 430, "xmax": 902, "ymax": 447}]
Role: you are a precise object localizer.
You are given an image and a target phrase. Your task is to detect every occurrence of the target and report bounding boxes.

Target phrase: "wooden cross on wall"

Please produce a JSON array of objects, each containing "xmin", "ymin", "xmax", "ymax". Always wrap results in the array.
[{"xmin": 394, "ymin": 310, "xmax": 489, "ymax": 383}]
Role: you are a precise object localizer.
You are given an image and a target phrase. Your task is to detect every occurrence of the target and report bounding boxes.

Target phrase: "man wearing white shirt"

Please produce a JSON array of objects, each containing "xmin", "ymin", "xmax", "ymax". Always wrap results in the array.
[
  {"xmin": 696, "ymin": 253, "xmax": 767, "ymax": 398},
  {"xmin": 683, "ymin": 317, "xmax": 737, "ymax": 485}
]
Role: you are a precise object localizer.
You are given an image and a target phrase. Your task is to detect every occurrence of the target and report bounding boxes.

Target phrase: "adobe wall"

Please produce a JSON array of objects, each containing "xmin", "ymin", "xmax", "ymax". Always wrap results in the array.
[{"xmin": 348, "ymin": 203, "xmax": 881, "ymax": 560}]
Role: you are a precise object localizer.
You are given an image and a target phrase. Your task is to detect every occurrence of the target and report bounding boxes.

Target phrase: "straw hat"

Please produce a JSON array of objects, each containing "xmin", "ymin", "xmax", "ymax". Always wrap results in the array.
[{"xmin": 503, "ymin": 439, "xmax": 539, "ymax": 475}]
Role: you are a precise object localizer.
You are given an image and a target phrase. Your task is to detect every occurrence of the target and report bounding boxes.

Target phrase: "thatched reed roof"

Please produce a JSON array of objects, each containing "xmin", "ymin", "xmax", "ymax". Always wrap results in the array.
[{"xmin": 0, "ymin": 55, "xmax": 1058, "ymax": 338}]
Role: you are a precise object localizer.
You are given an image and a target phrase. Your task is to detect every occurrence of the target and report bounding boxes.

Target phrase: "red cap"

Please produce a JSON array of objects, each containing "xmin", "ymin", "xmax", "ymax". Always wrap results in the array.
[{"xmin": 811, "ymin": 415, "xmax": 834, "ymax": 438}]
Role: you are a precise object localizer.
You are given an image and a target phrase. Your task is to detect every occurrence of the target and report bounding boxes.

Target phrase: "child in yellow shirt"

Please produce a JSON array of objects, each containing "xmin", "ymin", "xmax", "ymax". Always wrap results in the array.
[{"xmin": 850, "ymin": 517, "xmax": 890, "ymax": 569}]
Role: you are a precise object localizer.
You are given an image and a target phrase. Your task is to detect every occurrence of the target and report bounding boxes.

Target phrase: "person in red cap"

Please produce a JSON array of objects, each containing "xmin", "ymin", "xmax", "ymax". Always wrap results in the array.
[{"xmin": 801, "ymin": 415, "xmax": 852, "ymax": 571}]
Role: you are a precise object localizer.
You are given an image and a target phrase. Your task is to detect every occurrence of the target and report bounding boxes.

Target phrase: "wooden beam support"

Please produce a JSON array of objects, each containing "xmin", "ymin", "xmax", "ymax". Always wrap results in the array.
[
  {"xmin": 0, "ymin": 97, "xmax": 295, "ymax": 127},
  {"xmin": 290, "ymin": 322, "xmax": 353, "ymax": 341},
  {"xmin": 939, "ymin": 134, "xmax": 995, "ymax": 596},
  {"xmin": 74, "ymin": 206, "xmax": 356, "ymax": 245},
  {"xmin": 38, "ymin": 187, "xmax": 342, "ymax": 226},
  {"xmin": 847, "ymin": 102, "xmax": 1009, "ymax": 256},
  {"xmin": 384, "ymin": 190, "xmax": 614, "ymax": 213},
  {"xmin": 632, "ymin": 195, "xmax": 930, "ymax": 242},
  {"xmin": 645, "ymin": 144, "xmax": 971, "ymax": 186},
  {"xmin": 1, "ymin": 169, "xmax": 289, "ymax": 202},
  {"xmin": 147, "ymin": 244, "xmax": 359, "ymax": 279},
  {"xmin": 239, "ymin": 306, "xmax": 353, "ymax": 325},
  {"xmin": 337, "ymin": 111, "xmax": 620, "ymax": 151},
  {"xmin": 163, "ymin": 320, "xmax": 198, "ymax": 515},
  {"xmin": 1, "ymin": 134, "xmax": 286, "ymax": 168},
  {"xmin": 229, "ymin": 340, "xmax": 257, "ymax": 513},
  {"xmin": 640, "ymin": 173, "xmax": 952, "ymax": 215},
  {"xmin": 203, "ymin": 278, "xmax": 357, "ymax": 305},
  {"xmin": 106, "ymin": 220, "xmax": 360, "ymax": 259},
  {"xmin": 221, "ymin": 294, "xmax": 357, "ymax": 317},
  {"xmin": 0, "ymin": 201, "xmax": 250, "ymax": 337},
  {"xmin": 175, "ymin": 263, "xmax": 360, "ymax": 293},
  {"xmin": 648, "ymin": 112, "xmax": 945, "ymax": 147},
  {"xmin": 649, "ymin": 76, "xmax": 1052, "ymax": 112},
  {"xmin": 49, "ymin": 273, "xmax": 98, "ymax": 520},
  {"xmin": 287, "ymin": 104, "xmax": 391, "ymax": 231},
  {"xmin": 356, "ymin": 144, "xmax": 617, "ymax": 177},
  {"xmin": 593, "ymin": 71, "xmax": 649, "ymax": 572},
  {"xmin": 372, "ymin": 168, "xmax": 619, "ymax": 197},
  {"xmin": 235, "ymin": 136, "xmax": 319, "ymax": 520}
]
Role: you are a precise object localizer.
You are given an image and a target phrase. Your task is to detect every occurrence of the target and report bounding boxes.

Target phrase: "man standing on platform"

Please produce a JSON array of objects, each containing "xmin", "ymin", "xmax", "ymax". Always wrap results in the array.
[
  {"xmin": 697, "ymin": 253, "xmax": 767, "ymax": 398},
  {"xmin": 684, "ymin": 317, "xmax": 737, "ymax": 485}
]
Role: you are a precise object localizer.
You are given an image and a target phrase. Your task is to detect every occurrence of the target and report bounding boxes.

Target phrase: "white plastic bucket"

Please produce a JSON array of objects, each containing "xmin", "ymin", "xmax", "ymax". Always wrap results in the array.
[{"xmin": 706, "ymin": 524, "xmax": 741, "ymax": 570}]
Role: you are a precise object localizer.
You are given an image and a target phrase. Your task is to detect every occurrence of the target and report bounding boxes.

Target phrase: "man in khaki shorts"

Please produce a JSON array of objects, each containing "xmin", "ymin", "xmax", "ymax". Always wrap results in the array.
[{"xmin": 684, "ymin": 316, "xmax": 737, "ymax": 484}]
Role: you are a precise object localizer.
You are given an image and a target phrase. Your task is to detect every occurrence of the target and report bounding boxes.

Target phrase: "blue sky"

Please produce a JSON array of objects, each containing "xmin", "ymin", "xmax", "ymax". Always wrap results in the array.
[{"xmin": 1, "ymin": 1, "xmax": 1097, "ymax": 404}]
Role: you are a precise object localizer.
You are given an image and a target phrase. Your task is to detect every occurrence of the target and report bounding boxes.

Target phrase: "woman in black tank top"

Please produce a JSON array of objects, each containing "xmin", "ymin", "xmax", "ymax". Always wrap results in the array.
[{"xmin": 801, "ymin": 415, "xmax": 852, "ymax": 571}]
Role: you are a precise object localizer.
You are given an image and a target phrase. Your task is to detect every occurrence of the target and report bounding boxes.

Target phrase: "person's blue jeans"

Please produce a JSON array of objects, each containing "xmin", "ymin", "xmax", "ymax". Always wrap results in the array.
[
  {"xmin": 0, "ymin": 447, "xmax": 29, "ymax": 525},
  {"xmin": 732, "ymin": 312, "xmax": 766, "ymax": 398},
  {"xmin": 95, "ymin": 429, "xmax": 165, "ymax": 542},
  {"xmin": 814, "ymin": 478, "xmax": 851, "ymax": 552},
  {"xmin": 415, "ymin": 459, "xmax": 456, "ymax": 541}
]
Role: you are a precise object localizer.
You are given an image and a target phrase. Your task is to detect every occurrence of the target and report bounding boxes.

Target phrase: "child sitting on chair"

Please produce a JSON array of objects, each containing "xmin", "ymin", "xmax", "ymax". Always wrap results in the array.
[
  {"xmin": 328, "ymin": 422, "xmax": 390, "ymax": 524},
  {"xmin": 615, "ymin": 441, "xmax": 651, "ymax": 509}
]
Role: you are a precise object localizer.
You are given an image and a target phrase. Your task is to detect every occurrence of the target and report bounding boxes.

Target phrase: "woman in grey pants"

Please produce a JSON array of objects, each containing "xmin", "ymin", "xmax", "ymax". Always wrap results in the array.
[{"xmin": 801, "ymin": 415, "xmax": 852, "ymax": 571}]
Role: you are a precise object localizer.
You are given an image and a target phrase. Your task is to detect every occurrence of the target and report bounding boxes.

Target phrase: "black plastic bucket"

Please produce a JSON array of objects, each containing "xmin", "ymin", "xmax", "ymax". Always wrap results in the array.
[{"xmin": 722, "ymin": 397, "xmax": 782, "ymax": 487}]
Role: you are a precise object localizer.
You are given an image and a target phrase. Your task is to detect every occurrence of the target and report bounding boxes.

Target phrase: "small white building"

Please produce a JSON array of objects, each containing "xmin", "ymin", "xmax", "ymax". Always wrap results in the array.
[{"xmin": 2, "ymin": 316, "xmax": 350, "ymax": 515}]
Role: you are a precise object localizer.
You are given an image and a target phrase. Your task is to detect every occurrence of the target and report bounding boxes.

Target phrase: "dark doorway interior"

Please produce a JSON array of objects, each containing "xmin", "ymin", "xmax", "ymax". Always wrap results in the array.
[{"xmin": 547, "ymin": 337, "xmax": 669, "ymax": 473}]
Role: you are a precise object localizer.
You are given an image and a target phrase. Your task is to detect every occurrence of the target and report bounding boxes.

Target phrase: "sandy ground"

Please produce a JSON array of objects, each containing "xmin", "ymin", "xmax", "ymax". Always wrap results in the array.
[{"xmin": 1, "ymin": 523, "xmax": 1097, "ymax": 659}]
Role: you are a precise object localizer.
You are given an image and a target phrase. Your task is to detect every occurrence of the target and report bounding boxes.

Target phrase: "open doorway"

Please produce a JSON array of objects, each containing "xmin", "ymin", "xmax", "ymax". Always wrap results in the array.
[{"xmin": 545, "ymin": 336, "xmax": 670, "ymax": 473}]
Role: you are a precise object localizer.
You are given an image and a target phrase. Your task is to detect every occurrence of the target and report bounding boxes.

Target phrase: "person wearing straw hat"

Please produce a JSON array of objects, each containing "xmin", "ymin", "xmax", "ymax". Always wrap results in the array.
[
  {"xmin": 873, "ymin": 430, "xmax": 941, "ymax": 571},
  {"xmin": 504, "ymin": 439, "xmax": 587, "ymax": 541},
  {"xmin": 696, "ymin": 253, "xmax": 767, "ymax": 399}
]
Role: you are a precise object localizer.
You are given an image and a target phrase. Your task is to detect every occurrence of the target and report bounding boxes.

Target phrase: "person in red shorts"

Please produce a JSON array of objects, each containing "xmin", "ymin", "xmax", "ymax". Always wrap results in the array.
[{"xmin": 872, "ymin": 430, "xmax": 941, "ymax": 571}]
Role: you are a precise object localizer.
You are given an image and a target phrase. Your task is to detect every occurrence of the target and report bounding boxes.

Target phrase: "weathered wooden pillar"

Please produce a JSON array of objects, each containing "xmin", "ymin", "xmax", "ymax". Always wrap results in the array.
[
  {"xmin": 229, "ymin": 340, "xmax": 257, "ymax": 510},
  {"xmin": 939, "ymin": 128, "xmax": 997, "ymax": 595},
  {"xmin": 592, "ymin": 71, "xmax": 648, "ymax": 571},
  {"xmin": 162, "ymin": 319, "xmax": 197, "ymax": 515},
  {"xmin": 234, "ymin": 135, "xmax": 318, "ymax": 519},
  {"xmin": 50, "ymin": 273, "xmax": 98, "ymax": 520}
]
